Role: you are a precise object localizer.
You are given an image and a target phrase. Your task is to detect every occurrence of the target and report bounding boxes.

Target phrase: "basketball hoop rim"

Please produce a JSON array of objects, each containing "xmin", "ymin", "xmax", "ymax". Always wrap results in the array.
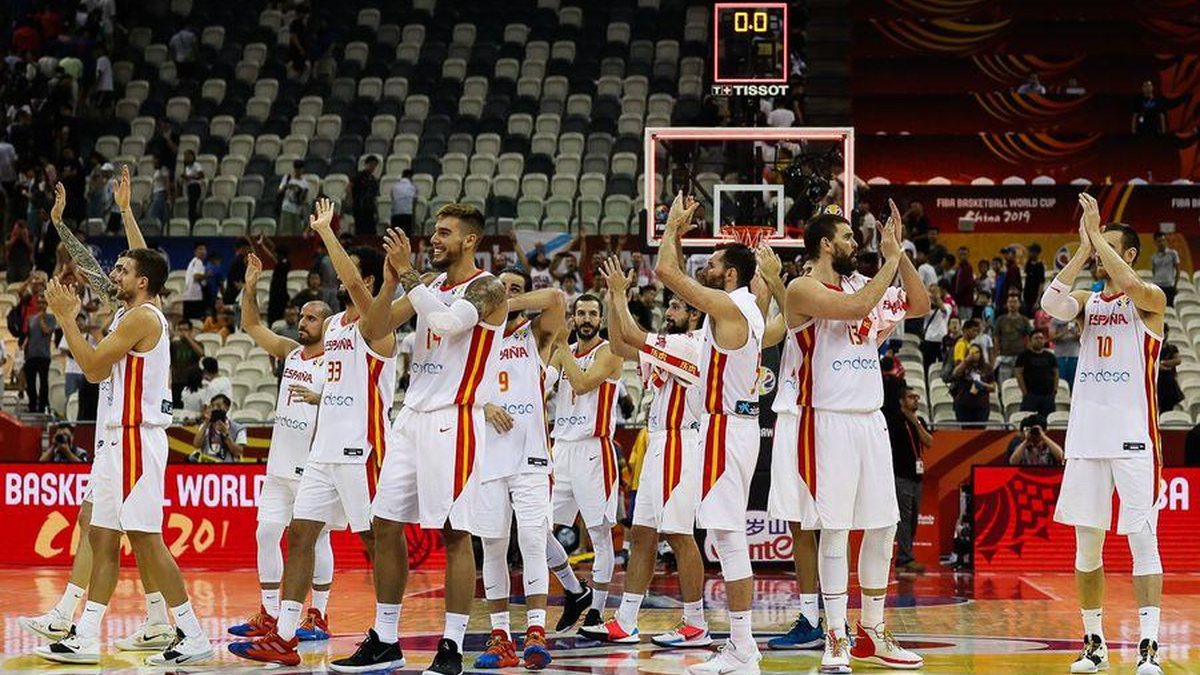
[{"xmin": 720, "ymin": 225, "xmax": 777, "ymax": 247}]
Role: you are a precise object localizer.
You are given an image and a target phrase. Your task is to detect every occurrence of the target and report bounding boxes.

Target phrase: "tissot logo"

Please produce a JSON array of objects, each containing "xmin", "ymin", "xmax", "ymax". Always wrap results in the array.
[
  {"xmin": 1077, "ymin": 370, "xmax": 1132, "ymax": 383},
  {"xmin": 831, "ymin": 358, "xmax": 879, "ymax": 372},
  {"xmin": 712, "ymin": 84, "xmax": 788, "ymax": 97}
]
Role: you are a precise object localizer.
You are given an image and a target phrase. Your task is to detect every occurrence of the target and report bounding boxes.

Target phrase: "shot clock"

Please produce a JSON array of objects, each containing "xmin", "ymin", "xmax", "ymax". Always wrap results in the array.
[{"xmin": 713, "ymin": 2, "xmax": 789, "ymax": 86}]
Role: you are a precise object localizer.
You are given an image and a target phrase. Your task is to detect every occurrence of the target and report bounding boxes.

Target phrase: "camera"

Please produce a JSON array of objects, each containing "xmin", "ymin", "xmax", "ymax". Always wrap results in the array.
[{"xmin": 209, "ymin": 408, "xmax": 227, "ymax": 424}]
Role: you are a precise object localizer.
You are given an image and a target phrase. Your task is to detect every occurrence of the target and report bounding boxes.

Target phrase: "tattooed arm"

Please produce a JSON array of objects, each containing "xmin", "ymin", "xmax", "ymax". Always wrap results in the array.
[{"xmin": 50, "ymin": 182, "xmax": 118, "ymax": 306}]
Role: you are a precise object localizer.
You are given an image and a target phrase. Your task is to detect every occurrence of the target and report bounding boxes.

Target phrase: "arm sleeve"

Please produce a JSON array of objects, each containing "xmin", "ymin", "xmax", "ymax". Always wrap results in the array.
[
  {"xmin": 638, "ymin": 332, "xmax": 702, "ymax": 385},
  {"xmin": 1040, "ymin": 280, "xmax": 1080, "ymax": 321},
  {"xmin": 407, "ymin": 284, "xmax": 478, "ymax": 336}
]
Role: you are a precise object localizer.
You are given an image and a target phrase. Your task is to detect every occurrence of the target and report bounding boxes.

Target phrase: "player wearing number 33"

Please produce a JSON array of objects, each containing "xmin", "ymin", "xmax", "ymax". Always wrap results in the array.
[{"xmin": 1043, "ymin": 193, "xmax": 1166, "ymax": 675}]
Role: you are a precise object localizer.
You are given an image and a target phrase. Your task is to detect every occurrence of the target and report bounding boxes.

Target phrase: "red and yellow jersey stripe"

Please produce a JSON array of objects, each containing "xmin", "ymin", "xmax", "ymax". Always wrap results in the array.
[
  {"xmin": 701, "ymin": 414, "xmax": 728, "ymax": 497},
  {"xmin": 593, "ymin": 381, "xmax": 617, "ymax": 437},
  {"xmin": 662, "ymin": 381, "xmax": 686, "ymax": 503},
  {"xmin": 705, "ymin": 348, "xmax": 728, "ymax": 415},
  {"xmin": 365, "ymin": 354, "xmax": 387, "ymax": 498},
  {"xmin": 454, "ymin": 405, "xmax": 477, "ymax": 498},
  {"xmin": 121, "ymin": 355, "xmax": 146, "ymax": 497},
  {"xmin": 455, "ymin": 325, "xmax": 496, "ymax": 406},
  {"xmin": 599, "ymin": 437, "xmax": 617, "ymax": 498},
  {"xmin": 795, "ymin": 325, "xmax": 816, "ymax": 408},
  {"xmin": 798, "ymin": 408, "xmax": 817, "ymax": 498},
  {"xmin": 1143, "ymin": 332, "xmax": 1163, "ymax": 497}
]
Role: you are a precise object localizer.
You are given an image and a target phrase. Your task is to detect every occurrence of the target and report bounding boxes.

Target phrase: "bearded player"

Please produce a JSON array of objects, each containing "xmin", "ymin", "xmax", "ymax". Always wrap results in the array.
[
  {"xmin": 1043, "ymin": 193, "xmax": 1165, "ymax": 675},
  {"xmin": 788, "ymin": 202, "xmax": 928, "ymax": 673},
  {"xmin": 226, "ymin": 252, "xmax": 335, "ymax": 641},
  {"xmin": 580, "ymin": 256, "xmax": 712, "ymax": 648},
  {"xmin": 471, "ymin": 266, "xmax": 565, "ymax": 670}
]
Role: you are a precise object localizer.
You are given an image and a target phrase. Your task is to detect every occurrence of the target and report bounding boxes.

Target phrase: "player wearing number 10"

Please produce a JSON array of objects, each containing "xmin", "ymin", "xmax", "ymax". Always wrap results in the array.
[{"xmin": 1043, "ymin": 193, "xmax": 1166, "ymax": 675}]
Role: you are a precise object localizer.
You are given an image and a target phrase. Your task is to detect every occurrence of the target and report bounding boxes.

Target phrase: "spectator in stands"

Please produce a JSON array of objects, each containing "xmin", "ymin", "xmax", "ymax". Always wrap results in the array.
[
  {"xmin": 1158, "ymin": 324, "xmax": 1184, "ymax": 413},
  {"xmin": 1017, "ymin": 72, "xmax": 1047, "ymax": 96},
  {"xmin": 204, "ymin": 250, "xmax": 223, "ymax": 309},
  {"xmin": 999, "ymin": 247, "xmax": 1023, "ymax": 307},
  {"xmin": 169, "ymin": 24, "xmax": 198, "ymax": 79},
  {"xmin": 904, "ymin": 201, "xmax": 932, "ymax": 253},
  {"xmin": 554, "ymin": 251, "xmax": 584, "ymax": 290},
  {"xmin": 628, "ymin": 284, "xmax": 657, "ymax": 332},
  {"xmin": 182, "ymin": 241, "xmax": 207, "ymax": 320},
  {"xmin": 147, "ymin": 119, "xmax": 179, "ymax": 172},
  {"xmin": 953, "ymin": 318, "xmax": 984, "ymax": 364},
  {"xmin": 199, "ymin": 356, "xmax": 232, "ymax": 402},
  {"xmin": 952, "ymin": 344, "xmax": 995, "ymax": 426},
  {"xmin": 942, "ymin": 317, "xmax": 962, "ymax": 364},
  {"xmin": 191, "ymin": 394, "xmax": 245, "ymax": 462},
  {"xmin": 224, "ymin": 239, "xmax": 251, "ymax": 305},
  {"xmin": 1049, "ymin": 312, "xmax": 1081, "ymax": 390},
  {"xmin": 885, "ymin": 380, "xmax": 931, "ymax": 573},
  {"xmin": 349, "ymin": 155, "xmax": 380, "ymax": 235},
  {"xmin": 766, "ymin": 96, "xmax": 796, "ymax": 127},
  {"xmin": 1008, "ymin": 414, "xmax": 1063, "ymax": 466},
  {"xmin": 59, "ymin": 314, "xmax": 90, "ymax": 402},
  {"xmin": 1016, "ymin": 328, "xmax": 1058, "ymax": 418},
  {"xmin": 291, "ymin": 271, "xmax": 324, "ymax": 307},
  {"xmin": 1133, "ymin": 80, "xmax": 1166, "ymax": 136},
  {"xmin": 170, "ymin": 318, "xmax": 204, "ymax": 406},
  {"xmin": 0, "ymin": 132, "xmax": 17, "ymax": 199},
  {"xmin": 277, "ymin": 160, "xmax": 308, "ymax": 235},
  {"xmin": 182, "ymin": 149, "xmax": 204, "ymax": 224},
  {"xmin": 995, "ymin": 292, "xmax": 1029, "ymax": 383},
  {"xmin": 40, "ymin": 422, "xmax": 87, "ymax": 463},
  {"xmin": 271, "ymin": 305, "xmax": 301, "ymax": 341},
  {"xmin": 263, "ymin": 243, "xmax": 291, "ymax": 323},
  {"xmin": 857, "ymin": 200, "xmax": 879, "ymax": 254},
  {"xmin": 92, "ymin": 44, "xmax": 113, "ymax": 110},
  {"xmin": 1152, "ymin": 232, "xmax": 1180, "ymax": 307},
  {"xmin": 6, "ymin": 219, "xmax": 33, "ymax": 283},
  {"xmin": 22, "ymin": 290, "xmax": 54, "ymax": 413},
  {"xmin": 149, "ymin": 155, "xmax": 171, "ymax": 225},
  {"xmin": 1023, "ymin": 243, "xmax": 1045, "ymax": 314},
  {"xmin": 921, "ymin": 282, "xmax": 951, "ymax": 368},
  {"xmin": 977, "ymin": 290, "xmax": 996, "ymax": 329},
  {"xmin": 101, "ymin": 163, "xmax": 121, "ymax": 232},
  {"xmin": 178, "ymin": 369, "xmax": 206, "ymax": 419},
  {"xmin": 58, "ymin": 147, "xmax": 86, "ymax": 222},
  {"xmin": 952, "ymin": 246, "xmax": 976, "ymax": 318},
  {"xmin": 916, "ymin": 249, "xmax": 938, "ymax": 289},
  {"xmin": 288, "ymin": 7, "xmax": 313, "ymax": 80},
  {"xmin": 389, "ymin": 168, "xmax": 416, "ymax": 233},
  {"xmin": 975, "ymin": 258, "xmax": 994, "ymax": 299},
  {"xmin": 35, "ymin": 205, "xmax": 59, "ymax": 273}
]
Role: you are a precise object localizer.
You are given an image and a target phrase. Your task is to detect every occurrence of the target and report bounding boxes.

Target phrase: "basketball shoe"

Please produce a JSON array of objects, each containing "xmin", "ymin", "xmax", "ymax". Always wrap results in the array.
[
  {"xmin": 228, "ymin": 629, "xmax": 301, "ymax": 667},
  {"xmin": 296, "ymin": 608, "xmax": 330, "ymax": 641},
  {"xmin": 18, "ymin": 609, "xmax": 72, "ymax": 641},
  {"xmin": 329, "ymin": 628, "xmax": 406, "ymax": 672},
  {"xmin": 114, "ymin": 619, "xmax": 177, "ymax": 651},
  {"xmin": 1137, "ymin": 639, "xmax": 1163, "ymax": 675},
  {"xmin": 33, "ymin": 626, "xmax": 100, "ymax": 664},
  {"xmin": 850, "ymin": 622, "xmax": 922, "ymax": 669},
  {"xmin": 474, "ymin": 629, "xmax": 519, "ymax": 668},
  {"xmin": 821, "ymin": 629, "xmax": 851, "ymax": 674},
  {"xmin": 768, "ymin": 614, "xmax": 825, "ymax": 650},
  {"xmin": 145, "ymin": 628, "xmax": 215, "ymax": 665},
  {"xmin": 652, "ymin": 621, "xmax": 713, "ymax": 648},
  {"xmin": 686, "ymin": 639, "xmax": 762, "ymax": 675},
  {"xmin": 580, "ymin": 618, "xmax": 640, "ymax": 644},
  {"xmin": 555, "ymin": 583, "xmax": 593, "ymax": 632},
  {"xmin": 227, "ymin": 605, "xmax": 276, "ymax": 637},
  {"xmin": 523, "ymin": 626, "xmax": 553, "ymax": 670},
  {"xmin": 1070, "ymin": 634, "xmax": 1108, "ymax": 673},
  {"xmin": 423, "ymin": 637, "xmax": 464, "ymax": 675}
]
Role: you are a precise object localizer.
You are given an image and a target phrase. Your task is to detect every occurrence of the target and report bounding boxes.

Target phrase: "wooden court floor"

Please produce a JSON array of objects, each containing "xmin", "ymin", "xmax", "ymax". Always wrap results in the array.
[{"xmin": 4, "ymin": 566, "xmax": 1200, "ymax": 673}]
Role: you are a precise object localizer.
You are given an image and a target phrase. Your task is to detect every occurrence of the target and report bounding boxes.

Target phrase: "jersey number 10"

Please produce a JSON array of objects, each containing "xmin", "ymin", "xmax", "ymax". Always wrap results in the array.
[{"xmin": 1096, "ymin": 335, "xmax": 1113, "ymax": 358}]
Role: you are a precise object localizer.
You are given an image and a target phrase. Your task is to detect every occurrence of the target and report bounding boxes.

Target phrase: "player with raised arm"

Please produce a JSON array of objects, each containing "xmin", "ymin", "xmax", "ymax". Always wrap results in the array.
[
  {"xmin": 368, "ymin": 205, "xmax": 507, "ymax": 675},
  {"xmin": 1043, "ymin": 193, "xmax": 1166, "ymax": 675},
  {"xmin": 229, "ymin": 199, "xmax": 398, "ymax": 670},
  {"xmin": 544, "ymin": 291, "xmax": 626, "ymax": 634},
  {"xmin": 21, "ymin": 177, "xmax": 187, "ymax": 656},
  {"xmin": 471, "ymin": 267, "xmax": 565, "ymax": 670},
  {"xmin": 36, "ymin": 249, "xmax": 214, "ymax": 666},
  {"xmin": 226, "ymin": 252, "xmax": 336, "ymax": 641},
  {"xmin": 788, "ymin": 202, "xmax": 929, "ymax": 673},
  {"xmin": 655, "ymin": 192, "xmax": 764, "ymax": 674},
  {"xmin": 579, "ymin": 255, "xmax": 714, "ymax": 649}
]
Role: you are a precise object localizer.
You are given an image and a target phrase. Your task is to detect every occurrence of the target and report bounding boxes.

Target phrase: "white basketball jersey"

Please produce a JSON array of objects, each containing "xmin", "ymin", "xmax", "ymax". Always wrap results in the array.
[
  {"xmin": 551, "ymin": 339, "xmax": 619, "ymax": 441},
  {"xmin": 105, "ymin": 304, "xmax": 173, "ymax": 429},
  {"xmin": 697, "ymin": 287, "xmax": 764, "ymax": 418},
  {"xmin": 640, "ymin": 331, "xmax": 702, "ymax": 433},
  {"xmin": 772, "ymin": 320, "xmax": 816, "ymax": 415},
  {"xmin": 268, "ymin": 347, "xmax": 326, "ymax": 480},
  {"xmin": 403, "ymin": 271, "xmax": 503, "ymax": 412},
  {"xmin": 96, "ymin": 307, "xmax": 127, "ymax": 430},
  {"xmin": 482, "ymin": 318, "xmax": 551, "ymax": 480},
  {"xmin": 808, "ymin": 274, "xmax": 908, "ymax": 413},
  {"xmin": 310, "ymin": 312, "xmax": 395, "ymax": 465},
  {"xmin": 1065, "ymin": 291, "xmax": 1162, "ymax": 459}
]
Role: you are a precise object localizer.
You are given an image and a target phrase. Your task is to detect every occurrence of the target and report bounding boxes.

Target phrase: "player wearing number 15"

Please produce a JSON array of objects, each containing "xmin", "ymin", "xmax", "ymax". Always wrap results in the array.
[{"xmin": 1043, "ymin": 193, "xmax": 1166, "ymax": 675}]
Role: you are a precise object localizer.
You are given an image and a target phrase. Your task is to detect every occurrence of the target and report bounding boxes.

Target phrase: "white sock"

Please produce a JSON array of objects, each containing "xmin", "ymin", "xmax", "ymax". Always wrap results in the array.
[
  {"xmin": 861, "ymin": 593, "xmax": 886, "ymax": 629},
  {"xmin": 799, "ymin": 594, "xmax": 820, "ymax": 627},
  {"xmin": 374, "ymin": 603, "xmax": 400, "ymax": 644},
  {"xmin": 490, "ymin": 611, "xmax": 511, "ymax": 638},
  {"xmin": 824, "ymin": 594, "xmax": 848, "ymax": 639},
  {"xmin": 76, "ymin": 601, "xmax": 106, "ymax": 640},
  {"xmin": 729, "ymin": 610, "xmax": 754, "ymax": 650},
  {"xmin": 311, "ymin": 589, "xmax": 329, "ymax": 615},
  {"xmin": 261, "ymin": 589, "xmax": 280, "ymax": 616},
  {"xmin": 54, "ymin": 583, "xmax": 86, "ymax": 619},
  {"xmin": 170, "ymin": 601, "xmax": 204, "ymax": 639},
  {"xmin": 683, "ymin": 600, "xmax": 706, "ymax": 628},
  {"xmin": 527, "ymin": 608, "xmax": 546, "ymax": 630},
  {"xmin": 443, "ymin": 612, "xmax": 469, "ymax": 651},
  {"xmin": 1139, "ymin": 606, "xmax": 1160, "ymax": 643},
  {"xmin": 1082, "ymin": 608, "xmax": 1104, "ymax": 641},
  {"xmin": 145, "ymin": 591, "xmax": 171, "ymax": 626},
  {"xmin": 277, "ymin": 600, "xmax": 304, "ymax": 641},
  {"xmin": 615, "ymin": 593, "xmax": 643, "ymax": 632},
  {"xmin": 591, "ymin": 589, "xmax": 608, "ymax": 612},
  {"xmin": 553, "ymin": 565, "xmax": 583, "ymax": 594}
]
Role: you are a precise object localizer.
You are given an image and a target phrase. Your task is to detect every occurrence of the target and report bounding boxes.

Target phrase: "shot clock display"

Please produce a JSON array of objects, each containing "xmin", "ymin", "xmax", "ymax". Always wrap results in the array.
[{"xmin": 713, "ymin": 3, "xmax": 788, "ymax": 84}]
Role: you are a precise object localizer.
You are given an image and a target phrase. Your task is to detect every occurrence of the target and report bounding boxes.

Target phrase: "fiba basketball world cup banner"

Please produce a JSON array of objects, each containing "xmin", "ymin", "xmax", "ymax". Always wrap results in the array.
[{"xmin": 0, "ymin": 463, "xmax": 443, "ymax": 570}]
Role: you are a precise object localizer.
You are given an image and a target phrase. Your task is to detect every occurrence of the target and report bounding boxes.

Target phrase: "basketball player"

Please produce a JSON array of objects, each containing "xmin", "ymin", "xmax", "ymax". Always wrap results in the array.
[
  {"xmin": 545, "ymin": 292, "xmax": 625, "ymax": 633},
  {"xmin": 472, "ymin": 267, "xmax": 565, "ymax": 670},
  {"xmin": 654, "ymin": 192, "xmax": 764, "ymax": 674},
  {"xmin": 20, "ymin": 179, "xmax": 180, "ymax": 653},
  {"xmin": 756, "ymin": 248, "xmax": 825, "ymax": 650},
  {"xmin": 229, "ymin": 199, "xmax": 397, "ymax": 670},
  {"xmin": 37, "ymin": 250, "xmax": 213, "ymax": 665},
  {"xmin": 226, "ymin": 251, "xmax": 335, "ymax": 641},
  {"xmin": 787, "ymin": 202, "xmax": 928, "ymax": 672},
  {"xmin": 368, "ymin": 208, "xmax": 507, "ymax": 675},
  {"xmin": 1043, "ymin": 193, "xmax": 1165, "ymax": 675},
  {"xmin": 579, "ymin": 256, "xmax": 713, "ymax": 648}
]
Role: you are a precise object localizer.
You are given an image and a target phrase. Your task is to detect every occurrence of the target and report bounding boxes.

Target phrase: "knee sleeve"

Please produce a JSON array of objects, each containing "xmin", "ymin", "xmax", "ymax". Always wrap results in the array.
[
  {"xmin": 255, "ymin": 520, "xmax": 287, "ymax": 583},
  {"xmin": 546, "ymin": 531, "xmax": 570, "ymax": 569},
  {"xmin": 709, "ymin": 528, "xmax": 753, "ymax": 582},
  {"xmin": 1075, "ymin": 526, "xmax": 1105, "ymax": 573},
  {"xmin": 819, "ymin": 529, "xmax": 850, "ymax": 595},
  {"xmin": 858, "ymin": 525, "xmax": 897, "ymax": 589},
  {"xmin": 481, "ymin": 536, "xmax": 512, "ymax": 601},
  {"xmin": 312, "ymin": 529, "xmax": 334, "ymax": 586},
  {"xmin": 588, "ymin": 524, "xmax": 615, "ymax": 584},
  {"xmin": 1128, "ymin": 527, "xmax": 1162, "ymax": 577},
  {"xmin": 518, "ymin": 526, "xmax": 549, "ymax": 596}
]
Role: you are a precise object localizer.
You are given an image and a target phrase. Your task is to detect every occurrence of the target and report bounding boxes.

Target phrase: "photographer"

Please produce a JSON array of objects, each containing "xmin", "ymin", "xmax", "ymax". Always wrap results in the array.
[
  {"xmin": 885, "ymin": 380, "xmax": 933, "ymax": 574},
  {"xmin": 39, "ymin": 422, "xmax": 87, "ymax": 462},
  {"xmin": 1007, "ymin": 414, "xmax": 1064, "ymax": 466},
  {"xmin": 191, "ymin": 393, "xmax": 246, "ymax": 462}
]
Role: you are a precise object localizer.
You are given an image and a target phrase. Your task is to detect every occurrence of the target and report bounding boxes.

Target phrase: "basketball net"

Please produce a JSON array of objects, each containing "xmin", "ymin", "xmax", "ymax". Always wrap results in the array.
[{"xmin": 719, "ymin": 225, "xmax": 776, "ymax": 248}]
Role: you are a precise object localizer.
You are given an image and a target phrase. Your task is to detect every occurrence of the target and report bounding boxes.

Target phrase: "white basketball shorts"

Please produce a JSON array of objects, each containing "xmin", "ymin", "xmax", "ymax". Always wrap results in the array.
[
  {"xmin": 90, "ymin": 426, "xmax": 169, "ymax": 533},
  {"xmin": 767, "ymin": 410, "xmax": 821, "ymax": 529},
  {"xmin": 695, "ymin": 414, "xmax": 760, "ymax": 532},
  {"xmin": 551, "ymin": 437, "xmax": 620, "ymax": 528},
  {"xmin": 292, "ymin": 460, "xmax": 372, "ymax": 532},
  {"xmin": 1054, "ymin": 455, "xmax": 1161, "ymax": 535},
  {"xmin": 813, "ymin": 409, "xmax": 900, "ymax": 530},
  {"xmin": 632, "ymin": 427, "xmax": 701, "ymax": 534},
  {"xmin": 473, "ymin": 470, "xmax": 552, "ymax": 539}
]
